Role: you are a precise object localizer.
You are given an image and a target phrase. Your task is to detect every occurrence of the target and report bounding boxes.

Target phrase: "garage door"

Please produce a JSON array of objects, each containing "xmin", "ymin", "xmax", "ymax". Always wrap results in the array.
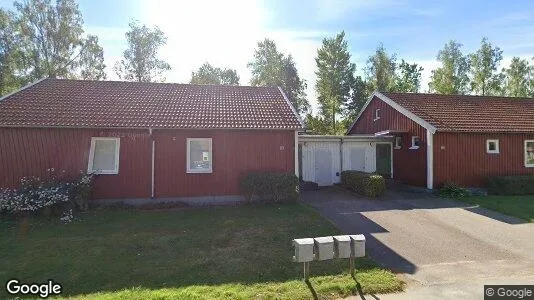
[{"xmin": 314, "ymin": 148, "xmax": 333, "ymax": 186}]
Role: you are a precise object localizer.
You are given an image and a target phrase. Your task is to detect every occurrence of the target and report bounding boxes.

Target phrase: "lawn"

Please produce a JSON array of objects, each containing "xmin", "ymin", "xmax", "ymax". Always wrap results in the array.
[
  {"xmin": 460, "ymin": 195, "xmax": 534, "ymax": 222},
  {"xmin": 0, "ymin": 203, "xmax": 403, "ymax": 299}
]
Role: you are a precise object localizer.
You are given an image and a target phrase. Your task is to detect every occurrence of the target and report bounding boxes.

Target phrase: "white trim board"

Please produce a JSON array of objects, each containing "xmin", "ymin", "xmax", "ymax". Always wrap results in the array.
[
  {"xmin": 278, "ymin": 86, "xmax": 305, "ymax": 130},
  {"xmin": 346, "ymin": 92, "xmax": 437, "ymax": 134}
]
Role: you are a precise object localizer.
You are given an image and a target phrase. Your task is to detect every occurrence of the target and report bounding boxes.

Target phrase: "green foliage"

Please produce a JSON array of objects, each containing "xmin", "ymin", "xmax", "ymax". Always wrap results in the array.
[
  {"xmin": 503, "ymin": 57, "xmax": 534, "ymax": 97},
  {"xmin": 438, "ymin": 182, "xmax": 471, "ymax": 199},
  {"xmin": 487, "ymin": 175, "xmax": 534, "ymax": 195},
  {"xmin": 468, "ymin": 37, "xmax": 504, "ymax": 96},
  {"xmin": 14, "ymin": 0, "xmax": 106, "ymax": 81},
  {"xmin": 190, "ymin": 62, "xmax": 239, "ymax": 85},
  {"xmin": 395, "ymin": 59, "xmax": 423, "ymax": 92},
  {"xmin": 341, "ymin": 171, "xmax": 386, "ymax": 198},
  {"xmin": 0, "ymin": 9, "xmax": 26, "ymax": 96},
  {"xmin": 248, "ymin": 39, "xmax": 309, "ymax": 114},
  {"xmin": 366, "ymin": 44, "xmax": 397, "ymax": 92},
  {"xmin": 114, "ymin": 19, "xmax": 171, "ymax": 82},
  {"xmin": 240, "ymin": 172, "xmax": 299, "ymax": 203},
  {"xmin": 315, "ymin": 31, "xmax": 356, "ymax": 134},
  {"xmin": 429, "ymin": 40, "xmax": 470, "ymax": 94}
]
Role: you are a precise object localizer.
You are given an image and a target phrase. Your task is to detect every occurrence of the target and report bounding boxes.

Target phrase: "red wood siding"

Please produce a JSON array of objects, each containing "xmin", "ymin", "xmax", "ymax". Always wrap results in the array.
[
  {"xmin": 433, "ymin": 132, "xmax": 534, "ymax": 187},
  {"xmin": 153, "ymin": 130, "xmax": 295, "ymax": 198},
  {"xmin": 0, "ymin": 128, "xmax": 151, "ymax": 199},
  {"xmin": 1, "ymin": 128, "xmax": 295, "ymax": 199},
  {"xmin": 349, "ymin": 96, "xmax": 427, "ymax": 186}
]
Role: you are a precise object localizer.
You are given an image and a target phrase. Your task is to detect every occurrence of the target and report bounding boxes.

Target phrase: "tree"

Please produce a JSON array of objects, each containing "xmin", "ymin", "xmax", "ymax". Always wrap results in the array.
[
  {"xmin": 429, "ymin": 40, "xmax": 470, "ymax": 94},
  {"xmin": 502, "ymin": 57, "xmax": 533, "ymax": 97},
  {"xmin": 315, "ymin": 31, "xmax": 356, "ymax": 134},
  {"xmin": 248, "ymin": 39, "xmax": 309, "ymax": 114},
  {"xmin": 14, "ymin": 0, "xmax": 106, "ymax": 81},
  {"xmin": 0, "ymin": 9, "xmax": 25, "ymax": 95},
  {"xmin": 468, "ymin": 37, "xmax": 504, "ymax": 95},
  {"xmin": 114, "ymin": 20, "xmax": 171, "ymax": 82},
  {"xmin": 346, "ymin": 75, "xmax": 369, "ymax": 119},
  {"xmin": 395, "ymin": 60, "xmax": 423, "ymax": 93},
  {"xmin": 190, "ymin": 62, "xmax": 239, "ymax": 85},
  {"xmin": 366, "ymin": 44, "xmax": 397, "ymax": 92}
]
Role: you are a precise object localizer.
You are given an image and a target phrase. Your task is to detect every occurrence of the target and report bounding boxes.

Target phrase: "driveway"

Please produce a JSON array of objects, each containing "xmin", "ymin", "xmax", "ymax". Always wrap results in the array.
[{"xmin": 301, "ymin": 186, "xmax": 534, "ymax": 299}]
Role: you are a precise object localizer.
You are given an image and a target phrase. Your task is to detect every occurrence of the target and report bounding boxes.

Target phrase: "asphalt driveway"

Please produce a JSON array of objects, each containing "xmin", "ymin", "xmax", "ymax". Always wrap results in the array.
[{"xmin": 301, "ymin": 186, "xmax": 534, "ymax": 299}]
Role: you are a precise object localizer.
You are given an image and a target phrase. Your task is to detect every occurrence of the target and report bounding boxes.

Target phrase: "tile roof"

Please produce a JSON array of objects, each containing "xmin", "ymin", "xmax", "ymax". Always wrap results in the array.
[
  {"xmin": 0, "ymin": 78, "xmax": 303, "ymax": 130},
  {"xmin": 383, "ymin": 92, "xmax": 534, "ymax": 133}
]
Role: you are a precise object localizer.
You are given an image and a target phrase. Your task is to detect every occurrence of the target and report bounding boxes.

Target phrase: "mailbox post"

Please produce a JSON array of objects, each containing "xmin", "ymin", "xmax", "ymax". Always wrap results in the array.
[{"xmin": 349, "ymin": 234, "xmax": 366, "ymax": 276}]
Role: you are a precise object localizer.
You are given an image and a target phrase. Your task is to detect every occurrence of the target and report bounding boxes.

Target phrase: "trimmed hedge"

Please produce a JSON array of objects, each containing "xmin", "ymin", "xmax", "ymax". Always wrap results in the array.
[
  {"xmin": 341, "ymin": 171, "xmax": 385, "ymax": 198},
  {"xmin": 487, "ymin": 175, "xmax": 534, "ymax": 195},
  {"xmin": 240, "ymin": 172, "xmax": 299, "ymax": 203}
]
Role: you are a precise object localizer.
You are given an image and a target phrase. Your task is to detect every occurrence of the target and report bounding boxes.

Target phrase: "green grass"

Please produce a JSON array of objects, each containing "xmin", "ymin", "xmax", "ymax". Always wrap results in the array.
[
  {"xmin": 0, "ymin": 203, "xmax": 403, "ymax": 299},
  {"xmin": 460, "ymin": 195, "xmax": 534, "ymax": 222}
]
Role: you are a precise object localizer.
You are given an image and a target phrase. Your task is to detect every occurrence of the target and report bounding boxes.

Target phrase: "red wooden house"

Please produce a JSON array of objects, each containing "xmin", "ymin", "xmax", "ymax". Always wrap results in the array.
[
  {"xmin": 348, "ymin": 92, "xmax": 534, "ymax": 189},
  {"xmin": 0, "ymin": 78, "xmax": 302, "ymax": 201}
]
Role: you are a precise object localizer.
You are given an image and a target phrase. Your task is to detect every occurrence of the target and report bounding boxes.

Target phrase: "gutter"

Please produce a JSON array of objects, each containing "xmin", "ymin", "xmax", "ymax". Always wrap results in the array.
[{"xmin": 149, "ymin": 128, "xmax": 155, "ymax": 198}]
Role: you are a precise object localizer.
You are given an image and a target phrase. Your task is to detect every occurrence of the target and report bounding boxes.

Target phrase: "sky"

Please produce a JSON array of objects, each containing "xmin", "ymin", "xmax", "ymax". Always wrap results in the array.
[{"xmin": 2, "ymin": 0, "xmax": 534, "ymax": 113}]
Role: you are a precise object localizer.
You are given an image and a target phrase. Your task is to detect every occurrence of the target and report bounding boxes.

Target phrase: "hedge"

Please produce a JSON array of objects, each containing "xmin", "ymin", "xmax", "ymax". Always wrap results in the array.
[
  {"xmin": 341, "ymin": 171, "xmax": 385, "ymax": 198},
  {"xmin": 487, "ymin": 175, "xmax": 534, "ymax": 195},
  {"xmin": 240, "ymin": 172, "xmax": 299, "ymax": 203}
]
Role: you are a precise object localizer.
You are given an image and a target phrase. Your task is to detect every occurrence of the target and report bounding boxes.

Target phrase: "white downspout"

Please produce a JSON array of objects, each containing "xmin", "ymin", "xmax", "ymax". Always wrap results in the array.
[
  {"xmin": 149, "ymin": 128, "xmax": 155, "ymax": 198},
  {"xmin": 426, "ymin": 129, "xmax": 434, "ymax": 189},
  {"xmin": 295, "ymin": 131, "xmax": 299, "ymax": 177}
]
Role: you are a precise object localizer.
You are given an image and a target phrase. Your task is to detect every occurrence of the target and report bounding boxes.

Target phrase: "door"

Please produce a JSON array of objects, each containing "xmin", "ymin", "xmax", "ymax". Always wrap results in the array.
[
  {"xmin": 375, "ymin": 143, "xmax": 391, "ymax": 178},
  {"xmin": 314, "ymin": 148, "xmax": 332, "ymax": 186}
]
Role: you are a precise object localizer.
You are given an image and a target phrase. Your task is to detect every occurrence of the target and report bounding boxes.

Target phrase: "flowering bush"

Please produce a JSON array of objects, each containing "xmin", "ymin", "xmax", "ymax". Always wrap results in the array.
[{"xmin": 0, "ymin": 171, "xmax": 95, "ymax": 223}]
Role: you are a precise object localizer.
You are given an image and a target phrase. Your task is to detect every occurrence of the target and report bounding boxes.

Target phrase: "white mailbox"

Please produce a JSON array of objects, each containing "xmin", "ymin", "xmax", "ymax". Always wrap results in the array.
[
  {"xmin": 293, "ymin": 238, "xmax": 315, "ymax": 262},
  {"xmin": 349, "ymin": 234, "xmax": 366, "ymax": 258},
  {"xmin": 333, "ymin": 235, "xmax": 351, "ymax": 258},
  {"xmin": 313, "ymin": 236, "xmax": 334, "ymax": 261}
]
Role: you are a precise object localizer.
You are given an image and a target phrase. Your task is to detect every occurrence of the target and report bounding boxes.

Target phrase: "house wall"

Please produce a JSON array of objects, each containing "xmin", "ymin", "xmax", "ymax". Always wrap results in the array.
[
  {"xmin": 433, "ymin": 132, "xmax": 534, "ymax": 187},
  {"xmin": 348, "ymin": 96, "xmax": 427, "ymax": 186},
  {"xmin": 153, "ymin": 129, "xmax": 295, "ymax": 197},
  {"xmin": 0, "ymin": 128, "xmax": 295, "ymax": 199},
  {"xmin": 0, "ymin": 127, "xmax": 151, "ymax": 199}
]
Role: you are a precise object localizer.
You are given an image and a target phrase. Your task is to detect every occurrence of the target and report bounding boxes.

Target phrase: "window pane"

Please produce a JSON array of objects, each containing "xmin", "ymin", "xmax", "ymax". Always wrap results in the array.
[
  {"xmin": 189, "ymin": 139, "xmax": 211, "ymax": 171},
  {"xmin": 413, "ymin": 137, "xmax": 420, "ymax": 147},
  {"xmin": 488, "ymin": 142, "xmax": 496, "ymax": 151},
  {"xmin": 93, "ymin": 140, "xmax": 117, "ymax": 171},
  {"xmin": 527, "ymin": 141, "xmax": 534, "ymax": 165}
]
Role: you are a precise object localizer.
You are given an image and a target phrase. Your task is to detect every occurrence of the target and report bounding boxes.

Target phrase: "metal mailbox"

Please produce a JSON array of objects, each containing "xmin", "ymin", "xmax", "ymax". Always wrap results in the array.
[
  {"xmin": 349, "ymin": 234, "xmax": 366, "ymax": 258},
  {"xmin": 313, "ymin": 236, "xmax": 334, "ymax": 260},
  {"xmin": 292, "ymin": 238, "xmax": 315, "ymax": 262},
  {"xmin": 333, "ymin": 235, "xmax": 351, "ymax": 258}
]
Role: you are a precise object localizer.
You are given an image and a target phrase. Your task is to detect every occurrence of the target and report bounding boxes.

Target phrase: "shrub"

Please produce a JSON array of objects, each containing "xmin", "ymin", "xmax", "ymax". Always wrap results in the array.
[
  {"xmin": 341, "ymin": 171, "xmax": 385, "ymax": 198},
  {"xmin": 438, "ymin": 182, "xmax": 471, "ymax": 199},
  {"xmin": 487, "ymin": 175, "xmax": 534, "ymax": 195},
  {"xmin": 240, "ymin": 172, "xmax": 299, "ymax": 203},
  {"xmin": 0, "ymin": 172, "xmax": 95, "ymax": 223}
]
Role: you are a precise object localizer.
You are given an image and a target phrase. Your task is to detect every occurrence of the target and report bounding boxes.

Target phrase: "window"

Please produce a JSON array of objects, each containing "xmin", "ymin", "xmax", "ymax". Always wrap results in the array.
[
  {"xmin": 410, "ymin": 136, "xmax": 420, "ymax": 149},
  {"xmin": 526, "ymin": 140, "xmax": 534, "ymax": 167},
  {"xmin": 486, "ymin": 139, "xmax": 499, "ymax": 154},
  {"xmin": 374, "ymin": 109, "xmax": 381, "ymax": 121},
  {"xmin": 187, "ymin": 138, "xmax": 213, "ymax": 173},
  {"xmin": 394, "ymin": 137, "xmax": 402, "ymax": 149},
  {"xmin": 87, "ymin": 137, "xmax": 120, "ymax": 174}
]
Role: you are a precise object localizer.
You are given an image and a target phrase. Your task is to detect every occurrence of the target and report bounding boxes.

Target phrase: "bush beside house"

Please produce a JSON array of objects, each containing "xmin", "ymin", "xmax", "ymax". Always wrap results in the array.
[
  {"xmin": 240, "ymin": 172, "xmax": 299, "ymax": 203},
  {"xmin": 341, "ymin": 171, "xmax": 385, "ymax": 197},
  {"xmin": 487, "ymin": 175, "xmax": 534, "ymax": 195}
]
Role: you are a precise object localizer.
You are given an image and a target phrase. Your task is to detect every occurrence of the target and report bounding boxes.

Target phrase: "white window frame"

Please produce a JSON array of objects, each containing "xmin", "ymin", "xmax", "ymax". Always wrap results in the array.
[
  {"xmin": 525, "ymin": 140, "xmax": 534, "ymax": 168},
  {"xmin": 87, "ymin": 137, "xmax": 120, "ymax": 174},
  {"xmin": 409, "ymin": 136, "xmax": 420, "ymax": 150},
  {"xmin": 394, "ymin": 136, "xmax": 402, "ymax": 149},
  {"xmin": 374, "ymin": 108, "xmax": 381, "ymax": 121},
  {"xmin": 186, "ymin": 138, "xmax": 213, "ymax": 173},
  {"xmin": 486, "ymin": 139, "xmax": 500, "ymax": 154}
]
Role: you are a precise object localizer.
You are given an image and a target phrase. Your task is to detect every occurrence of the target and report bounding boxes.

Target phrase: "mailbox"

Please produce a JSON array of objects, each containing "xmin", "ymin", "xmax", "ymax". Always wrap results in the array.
[
  {"xmin": 333, "ymin": 235, "xmax": 351, "ymax": 258},
  {"xmin": 313, "ymin": 236, "xmax": 334, "ymax": 260},
  {"xmin": 349, "ymin": 234, "xmax": 365, "ymax": 258},
  {"xmin": 293, "ymin": 238, "xmax": 315, "ymax": 262}
]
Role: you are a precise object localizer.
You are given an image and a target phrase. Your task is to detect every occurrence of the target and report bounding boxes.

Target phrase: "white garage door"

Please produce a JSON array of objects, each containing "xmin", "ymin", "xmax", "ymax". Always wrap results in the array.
[{"xmin": 314, "ymin": 148, "xmax": 333, "ymax": 186}]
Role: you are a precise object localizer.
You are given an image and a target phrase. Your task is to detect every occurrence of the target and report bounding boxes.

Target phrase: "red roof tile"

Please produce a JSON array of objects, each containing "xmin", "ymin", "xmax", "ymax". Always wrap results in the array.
[
  {"xmin": 0, "ymin": 78, "xmax": 303, "ymax": 130},
  {"xmin": 383, "ymin": 92, "xmax": 534, "ymax": 133}
]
